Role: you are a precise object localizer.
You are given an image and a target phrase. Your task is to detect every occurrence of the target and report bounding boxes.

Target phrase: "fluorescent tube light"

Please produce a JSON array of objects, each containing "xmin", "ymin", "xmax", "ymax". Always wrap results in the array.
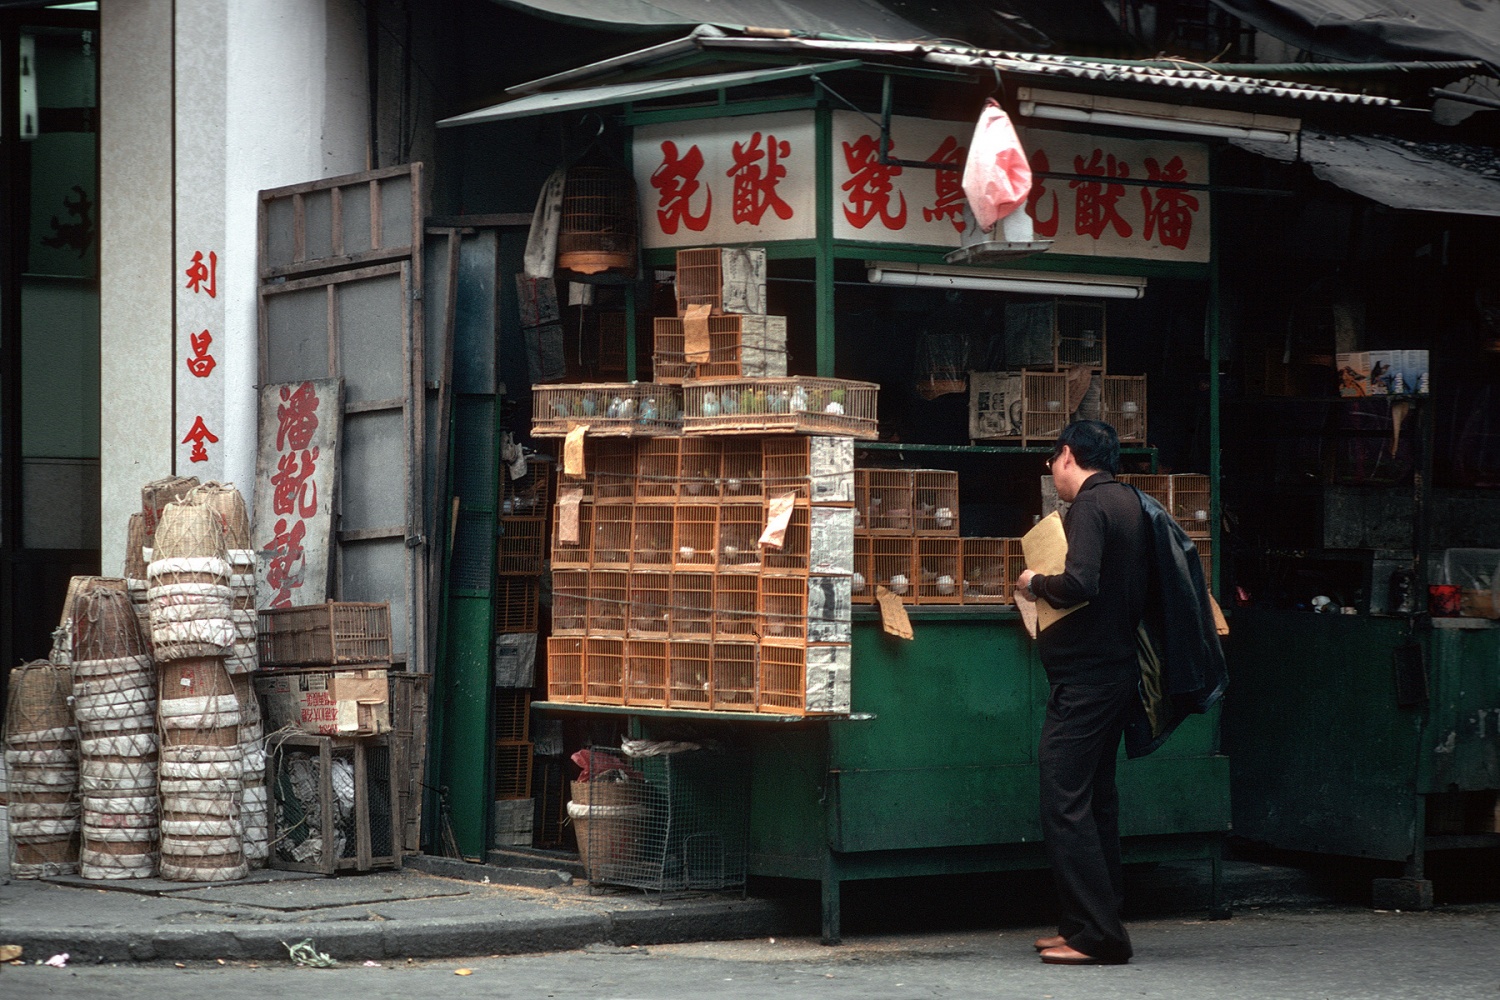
[
  {"xmin": 1021, "ymin": 102, "xmax": 1294, "ymax": 144},
  {"xmin": 867, "ymin": 265, "xmax": 1146, "ymax": 300}
]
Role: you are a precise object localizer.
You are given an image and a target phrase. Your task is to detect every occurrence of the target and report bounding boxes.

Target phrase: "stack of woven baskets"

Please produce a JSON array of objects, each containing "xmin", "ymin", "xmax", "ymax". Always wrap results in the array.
[
  {"xmin": 123, "ymin": 513, "xmax": 153, "ymax": 647},
  {"xmin": 69, "ymin": 581, "xmax": 159, "ymax": 879},
  {"xmin": 149, "ymin": 499, "xmax": 247, "ymax": 882},
  {"xmin": 4, "ymin": 661, "xmax": 80, "ymax": 877}
]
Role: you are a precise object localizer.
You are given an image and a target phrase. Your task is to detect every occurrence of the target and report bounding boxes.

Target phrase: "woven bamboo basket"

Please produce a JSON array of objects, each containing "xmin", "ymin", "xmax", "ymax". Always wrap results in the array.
[
  {"xmin": 5, "ymin": 660, "xmax": 80, "ymax": 876},
  {"xmin": 73, "ymin": 584, "xmax": 150, "ymax": 662},
  {"xmin": 149, "ymin": 503, "xmax": 234, "ymax": 660},
  {"xmin": 187, "ymin": 481, "xmax": 252, "ymax": 550},
  {"xmin": 141, "ymin": 475, "xmax": 200, "ymax": 535}
]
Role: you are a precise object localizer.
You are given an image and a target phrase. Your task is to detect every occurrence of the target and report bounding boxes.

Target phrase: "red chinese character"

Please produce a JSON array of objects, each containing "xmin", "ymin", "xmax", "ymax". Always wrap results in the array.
[
  {"xmin": 1070, "ymin": 149, "xmax": 1133, "ymax": 240},
  {"xmin": 726, "ymin": 132, "xmax": 794, "ymax": 226},
  {"xmin": 1025, "ymin": 148, "xmax": 1060, "ymax": 238},
  {"xmin": 649, "ymin": 141, "xmax": 712, "ymax": 235},
  {"xmin": 185, "ymin": 329, "xmax": 216, "ymax": 378},
  {"xmin": 841, "ymin": 134, "xmax": 906, "ymax": 230},
  {"xmin": 185, "ymin": 250, "xmax": 217, "ymax": 298},
  {"xmin": 276, "ymin": 381, "xmax": 321, "ymax": 453},
  {"xmin": 271, "ymin": 447, "xmax": 320, "ymax": 519},
  {"xmin": 1140, "ymin": 156, "xmax": 1200, "ymax": 250},
  {"xmin": 921, "ymin": 135, "xmax": 967, "ymax": 233},
  {"xmin": 181, "ymin": 415, "xmax": 218, "ymax": 463},
  {"xmin": 265, "ymin": 517, "xmax": 307, "ymax": 608}
]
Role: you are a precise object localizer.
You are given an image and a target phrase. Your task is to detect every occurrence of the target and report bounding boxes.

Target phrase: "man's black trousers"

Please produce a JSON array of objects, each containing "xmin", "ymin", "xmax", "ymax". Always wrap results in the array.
[{"xmin": 1038, "ymin": 677, "xmax": 1137, "ymax": 961}]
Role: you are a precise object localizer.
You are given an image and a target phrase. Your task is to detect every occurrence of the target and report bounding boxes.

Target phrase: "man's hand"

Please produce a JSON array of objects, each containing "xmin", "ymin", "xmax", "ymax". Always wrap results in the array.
[{"xmin": 1016, "ymin": 569, "xmax": 1036, "ymax": 598}]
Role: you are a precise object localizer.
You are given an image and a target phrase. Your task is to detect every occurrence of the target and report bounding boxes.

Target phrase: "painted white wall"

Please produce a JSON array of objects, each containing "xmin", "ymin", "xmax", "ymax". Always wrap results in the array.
[
  {"xmin": 99, "ymin": 0, "xmax": 174, "ymax": 576},
  {"xmin": 99, "ymin": 0, "xmax": 369, "ymax": 572}
]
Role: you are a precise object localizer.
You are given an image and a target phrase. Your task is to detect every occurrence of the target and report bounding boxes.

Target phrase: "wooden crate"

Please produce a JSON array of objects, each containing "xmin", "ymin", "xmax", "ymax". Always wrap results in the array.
[
  {"xmin": 680, "ymin": 377, "xmax": 879, "ymax": 440},
  {"xmin": 673, "ymin": 504, "xmax": 718, "ymax": 569},
  {"xmin": 494, "ymin": 575, "xmax": 540, "ymax": 633},
  {"xmin": 493, "ymin": 739, "xmax": 534, "ymax": 799},
  {"xmin": 1170, "ymin": 474, "xmax": 1212, "ymax": 537},
  {"xmin": 494, "ymin": 687, "xmax": 530, "ymax": 741},
  {"xmin": 959, "ymin": 537, "xmax": 1019, "ymax": 605},
  {"xmin": 584, "ymin": 637, "xmax": 625, "ymax": 704},
  {"xmin": 546, "ymin": 636, "xmax": 586, "ymax": 702},
  {"xmin": 497, "ymin": 516, "xmax": 548, "ymax": 574},
  {"xmin": 759, "ymin": 574, "xmax": 809, "ymax": 644},
  {"xmin": 586, "ymin": 570, "xmax": 629, "ymax": 635},
  {"xmin": 590, "ymin": 503, "xmax": 635, "ymax": 569},
  {"xmin": 631, "ymin": 504, "xmax": 675, "ymax": 567},
  {"xmin": 1101, "ymin": 374, "xmax": 1148, "ymax": 444},
  {"xmin": 670, "ymin": 571, "xmax": 715, "ymax": 637},
  {"xmin": 667, "ymin": 640, "xmax": 713, "ymax": 709},
  {"xmin": 531, "ymin": 383, "xmax": 681, "ymax": 437},
  {"xmin": 912, "ymin": 469, "xmax": 960, "ymax": 535},
  {"xmin": 627, "ymin": 571, "xmax": 671, "ymax": 638},
  {"xmin": 916, "ymin": 537, "xmax": 962, "ymax": 604},
  {"xmin": 552, "ymin": 569, "xmax": 589, "ymax": 635},
  {"xmin": 267, "ymin": 734, "xmax": 401, "ymax": 874},
  {"xmin": 710, "ymin": 642, "xmax": 758, "ymax": 712},
  {"xmin": 551, "ymin": 502, "xmax": 592, "ymax": 569},
  {"xmin": 624, "ymin": 639, "xmax": 669, "ymax": 707},
  {"xmin": 634, "ymin": 437, "xmax": 681, "ymax": 502},
  {"xmin": 258, "ymin": 602, "xmax": 391, "ymax": 667},
  {"xmin": 717, "ymin": 503, "xmax": 764, "ymax": 571},
  {"xmin": 674, "ymin": 246, "xmax": 767, "ymax": 316},
  {"xmin": 713, "ymin": 572, "xmax": 759, "ymax": 640}
]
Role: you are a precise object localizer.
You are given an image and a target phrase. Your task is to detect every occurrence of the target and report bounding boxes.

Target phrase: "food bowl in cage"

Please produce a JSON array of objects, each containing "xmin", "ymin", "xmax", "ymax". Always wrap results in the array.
[{"xmin": 680, "ymin": 378, "xmax": 878, "ymax": 439}]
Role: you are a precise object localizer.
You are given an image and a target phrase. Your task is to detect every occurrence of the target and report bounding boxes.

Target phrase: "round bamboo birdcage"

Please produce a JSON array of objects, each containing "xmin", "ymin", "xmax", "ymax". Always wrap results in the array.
[{"xmin": 557, "ymin": 162, "xmax": 639, "ymax": 277}]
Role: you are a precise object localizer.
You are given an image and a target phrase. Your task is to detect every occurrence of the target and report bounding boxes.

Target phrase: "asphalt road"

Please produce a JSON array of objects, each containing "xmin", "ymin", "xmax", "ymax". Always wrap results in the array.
[{"xmin": 5, "ymin": 904, "xmax": 1498, "ymax": 1000}]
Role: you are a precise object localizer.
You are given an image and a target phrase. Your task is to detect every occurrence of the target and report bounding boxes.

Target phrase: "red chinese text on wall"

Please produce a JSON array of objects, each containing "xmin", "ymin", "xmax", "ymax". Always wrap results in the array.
[
  {"xmin": 185, "ymin": 329, "xmax": 216, "ymax": 378},
  {"xmin": 650, "ymin": 140, "xmax": 712, "ymax": 235},
  {"xmin": 1026, "ymin": 146, "xmax": 1201, "ymax": 251},
  {"xmin": 181, "ymin": 415, "xmax": 218, "ymax": 463},
  {"xmin": 185, "ymin": 250, "xmax": 217, "ymax": 298},
  {"xmin": 263, "ymin": 380, "xmax": 322, "ymax": 607}
]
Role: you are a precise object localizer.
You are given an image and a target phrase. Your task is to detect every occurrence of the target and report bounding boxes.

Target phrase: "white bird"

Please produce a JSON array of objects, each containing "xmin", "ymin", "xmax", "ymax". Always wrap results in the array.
[
  {"xmin": 618, "ymin": 397, "xmax": 636, "ymax": 421},
  {"xmin": 606, "ymin": 396, "xmax": 623, "ymax": 419},
  {"xmin": 851, "ymin": 571, "xmax": 866, "ymax": 593},
  {"xmin": 936, "ymin": 575, "xmax": 956, "ymax": 595},
  {"xmin": 678, "ymin": 545, "xmax": 696, "ymax": 561},
  {"xmin": 888, "ymin": 573, "xmax": 909, "ymax": 596},
  {"xmin": 789, "ymin": 385, "xmax": 809, "ymax": 412},
  {"xmin": 934, "ymin": 506, "xmax": 954, "ymax": 529},
  {"xmin": 725, "ymin": 478, "xmax": 743, "ymax": 493},
  {"xmin": 824, "ymin": 401, "xmax": 845, "ymax": 415},
  {"xmin": 701, "ymin": 390, "xmax": 720, "ymax": 417}
]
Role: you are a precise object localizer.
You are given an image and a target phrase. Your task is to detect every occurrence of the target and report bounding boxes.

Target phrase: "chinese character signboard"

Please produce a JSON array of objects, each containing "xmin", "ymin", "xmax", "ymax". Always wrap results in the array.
[
  {"xmin": 253, "ymin": 378, "xmax": 342, "ymax": 610},
  {"xmin": 635, "ymin": 110, "xmax": 1208, "ymax": 263},
  {"xmin": 633, "ymin": 111, "xmax": 817, "ymax": 247}
]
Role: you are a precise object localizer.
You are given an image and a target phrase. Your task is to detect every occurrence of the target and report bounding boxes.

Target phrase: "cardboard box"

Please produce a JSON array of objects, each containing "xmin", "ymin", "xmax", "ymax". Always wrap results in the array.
[{"xmin": 255, "ymin": 666, "xmax": 391, "ymax": 736}]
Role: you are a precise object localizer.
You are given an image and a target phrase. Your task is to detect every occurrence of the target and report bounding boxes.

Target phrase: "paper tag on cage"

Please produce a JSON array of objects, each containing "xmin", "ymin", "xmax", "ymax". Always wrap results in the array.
[
  {"xmin": 683, "ymin": 303, "xmax": 712, "ymax": 363},
  {"xmin": 759, "ymin": 492, "xmax": 798, "ymax": 550},
  {"xmin": 563, "ymin": 425, "xmax": 589, "ymax": 478},
  {"xmin": 558, "ymin": 488, "xmax": 584, "ymax": 545},
  {"xmin": 876, "ymin": 586, "xmax": 913, "ymax": 639}
]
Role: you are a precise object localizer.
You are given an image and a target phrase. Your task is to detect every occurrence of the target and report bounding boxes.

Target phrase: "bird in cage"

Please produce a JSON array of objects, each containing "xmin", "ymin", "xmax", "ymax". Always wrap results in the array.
[{"xmin": 700, "ymin": 390, "xmax": 720, "ymax": 417}]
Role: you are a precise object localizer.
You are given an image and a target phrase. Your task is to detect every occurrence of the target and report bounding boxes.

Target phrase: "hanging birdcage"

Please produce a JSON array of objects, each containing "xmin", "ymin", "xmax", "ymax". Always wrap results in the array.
[
  {"xmin": 557, "ymin": 150, "xmax": 639, "ymax": 278},
  {"xmin": 915, "ymin": 325, "xmax": 970, "ymax": 399}
]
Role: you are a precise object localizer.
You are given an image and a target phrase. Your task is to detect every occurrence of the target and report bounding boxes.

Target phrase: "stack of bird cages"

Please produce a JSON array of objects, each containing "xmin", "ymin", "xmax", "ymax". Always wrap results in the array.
[
  {"xmin": 493, "ymin": 687, "xmax": 533, "ymax": 805},
  {"xmin": 680, "ymin": 378, "xmax": 879, "ymax": 439},
  {"xmin": 1005, "ymin": 299, "xmax": 1108, "ymax": 371},
  {"xmin": 531, "ymin": 383, "xmax": 682, "ymax": 437},
  {"xmin": 1169, "ymin": 474, "xmax": 1213, "ymax": 537},
  {"xmin": 267, "ymin": 734, "xmax": 400, "ymax": 874},
  {"xmin": 915, "ymin": 538, "xmax": 963, "ymax": 604},
  {"xmin": 574, "ymin": 746, "xmax": 750, "ymax": 895},
  {"xmin": 674, "ymin": 247, "xmax": 767, "ymax": 316},
  {"xmin": 958, "ymin": 538, "xmax": 1025, "ymax": 605},
  {"xmin": 257, "ymin": 602, "xmax": 392, "ymax": 667},
  {"xmin": 652, "ymin": 314, "xmax": 746, "ymax": 382},
  {"xmin": 497, "ymin": 516, "xmax": 548, "ymax": 574}
]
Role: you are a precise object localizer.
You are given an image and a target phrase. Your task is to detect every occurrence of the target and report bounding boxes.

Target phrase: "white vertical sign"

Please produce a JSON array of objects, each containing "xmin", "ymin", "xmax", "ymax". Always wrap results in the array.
[{"xmin": 174, "ymin": 0, "xmax": 227, "ymax": 477}]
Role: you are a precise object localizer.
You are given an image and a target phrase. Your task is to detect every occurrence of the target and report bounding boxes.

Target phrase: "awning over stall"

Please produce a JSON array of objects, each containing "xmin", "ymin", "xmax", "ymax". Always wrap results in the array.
[
  {"xmin": 439, "ymin": 60, "xmax": 860, "ymax": 127},
  {"xmin": 1211, "ymin": 0, "xmax": 1500, "ymax": 71},
  {"xmin": 1234, "ymin": 130, "xmax": 1500, "ymax": 217},
  {"xmin": 485, "ymin": 0, "xmax": 934, "ymax": 39}
]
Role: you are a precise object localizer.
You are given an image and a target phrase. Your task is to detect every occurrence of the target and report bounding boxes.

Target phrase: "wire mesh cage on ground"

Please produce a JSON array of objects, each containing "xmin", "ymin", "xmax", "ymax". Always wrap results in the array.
[
  {"xmin": 267, "ymin": 734, "xmax": 400, "ymax": 874},
  {"xmin": 916, "ymin": 537, "xmax": 963, "ymax": 604},
  {"xmin": 912, "ymin": 469, "xmax": 960, "ymax": 536},
  {"xmin": 575, "ymin": 746, "xmax": 750, "ymax": 895},
  {"xmin": 493, "ymin": 739, "xmax": 534, "ymax": 800},
  {"xmin": 532, "ymin": 384, "xmax": 682, "ymax": 437},
  {"xmin": 257, "ymin": 602, "xmax": 391, "ymax": 667},
  {"xmin": 1101, "ymin": 374, "xmax": 1148, "ymax": 444},
  {"xmin": 497, "ymin": 517, "xmax": 548, "ymax": 574},
  {"xmin": 680, "ymin": 378, "xmax": 878, "ymax": 439},
  {"xmin": 494, "ymin": 575, "xmax": 541, "ymax": 634},
  {"xmin": 501, "ymin": 457, "xmax": 554, "ymax": 517}
]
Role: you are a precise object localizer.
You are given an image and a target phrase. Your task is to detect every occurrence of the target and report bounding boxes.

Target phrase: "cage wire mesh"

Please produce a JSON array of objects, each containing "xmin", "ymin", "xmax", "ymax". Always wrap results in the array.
[
  {"xmin": 268, "ymin": 736, "xmax": 397, "ymax": 872},
  {"xmin": 575, "ymin": 745, "xmax": 749, "ymax": 896}
]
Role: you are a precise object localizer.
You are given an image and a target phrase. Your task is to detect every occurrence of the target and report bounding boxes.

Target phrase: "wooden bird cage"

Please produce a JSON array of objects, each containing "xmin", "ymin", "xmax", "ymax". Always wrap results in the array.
[{"xmin": 556, "ymin": 162, "xmax": 638, "ymax": 277}]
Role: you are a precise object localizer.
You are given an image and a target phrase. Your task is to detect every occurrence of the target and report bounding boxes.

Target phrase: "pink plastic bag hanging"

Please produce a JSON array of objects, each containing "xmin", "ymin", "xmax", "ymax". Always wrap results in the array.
[{"xmin": 961, "ymin": 99, "xmax": 1033, "ymax": 232}]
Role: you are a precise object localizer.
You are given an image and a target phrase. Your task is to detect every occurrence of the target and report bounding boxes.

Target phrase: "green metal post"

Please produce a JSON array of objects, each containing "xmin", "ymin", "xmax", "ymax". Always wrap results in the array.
[
  {"xmin": 625, "ymin": 283, "xmax": 638, "ymax": 381},
  {"xmin": 815, "ymin": 103, "xmax": 835, "ymax": 376}
]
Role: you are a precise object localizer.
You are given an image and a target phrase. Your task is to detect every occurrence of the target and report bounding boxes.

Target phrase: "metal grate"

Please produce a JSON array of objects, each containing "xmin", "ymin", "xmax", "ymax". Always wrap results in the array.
[
  {"xmin": 578, "ymin": 746, "xmax": 749, "ymax": 895},
  {"xmin": 268, "ymin": 735, "xmax": 399, "ymax": 873},
  {"xmin": 451, "ymin": 505, "xmax": 496, "ymax": 591}
]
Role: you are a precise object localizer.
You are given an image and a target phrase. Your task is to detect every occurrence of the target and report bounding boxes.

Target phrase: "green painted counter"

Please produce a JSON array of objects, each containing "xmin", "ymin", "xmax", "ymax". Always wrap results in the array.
[{"xmin": 637, "ymin": 610, "xmax": 1232, "ymax": 942}]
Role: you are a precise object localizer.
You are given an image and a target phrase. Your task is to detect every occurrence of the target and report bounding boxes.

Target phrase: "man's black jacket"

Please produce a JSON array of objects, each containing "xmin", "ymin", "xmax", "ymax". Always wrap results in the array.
[{"xmin": 1123, "ymin": 488, "xmax": 1229, "ymax": 759}]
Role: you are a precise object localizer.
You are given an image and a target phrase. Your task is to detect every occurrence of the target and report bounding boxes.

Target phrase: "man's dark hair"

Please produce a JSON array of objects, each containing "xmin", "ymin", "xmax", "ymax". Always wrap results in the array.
[{"xmin": 1054, "ymin": 420, "xmax": 1120, "ymax": 474}]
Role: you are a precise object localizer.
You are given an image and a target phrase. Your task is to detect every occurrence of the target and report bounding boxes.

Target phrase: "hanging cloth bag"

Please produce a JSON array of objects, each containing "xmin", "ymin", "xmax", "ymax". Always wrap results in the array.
[{"xmin": 961, "ymin": 99, "xmax": 1033, "ymax": 233}]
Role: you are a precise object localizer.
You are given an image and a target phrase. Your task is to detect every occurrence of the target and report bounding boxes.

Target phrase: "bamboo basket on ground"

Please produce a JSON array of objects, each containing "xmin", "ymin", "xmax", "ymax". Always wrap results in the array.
[
  {"xmin": 5, "ymin": 660, "xmax": 80, "ymax": 877},
  {"xmin": 124, "ymin": 514, "xmax": 152, "ymax": 647},
  {"xmin": 157, "ymin": 656, "xmax": 247, "ymax": 882}
]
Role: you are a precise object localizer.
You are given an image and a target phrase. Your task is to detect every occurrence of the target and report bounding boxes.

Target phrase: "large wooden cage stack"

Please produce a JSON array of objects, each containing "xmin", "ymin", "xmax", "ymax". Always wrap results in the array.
[
  {"xmin": 655, "ymin": 247, "xmax": 786, "ymax": 382},
  {"xmin": 543, "ymin": 432, "xmax": 858, "ymax": 716}
]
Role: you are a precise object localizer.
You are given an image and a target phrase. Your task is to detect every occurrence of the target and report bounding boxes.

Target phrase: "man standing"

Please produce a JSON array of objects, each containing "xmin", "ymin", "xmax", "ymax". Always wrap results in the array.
[{"xmin": 1017, "ymin": 420, "xmax": 1148, "ymax": 966}]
